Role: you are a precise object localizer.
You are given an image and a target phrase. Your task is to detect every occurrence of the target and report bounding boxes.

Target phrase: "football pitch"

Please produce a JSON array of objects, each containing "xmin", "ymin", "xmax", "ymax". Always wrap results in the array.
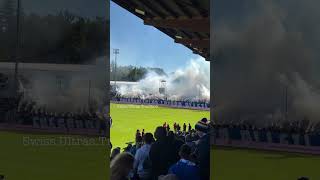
[
  {"xmin": 0, "ymin": 131, "xmax": 109, "ymax": 180},
  {"xmin": 110, "ymin": 103, "xmax": 320, "ymax": 180},
  {"xmin": 0, "ymin": 103, "xmax": 319, "ymax": 180},
  {"xmin": 110, "ymin": 103, "xmax": 210, "ymax": 148}
]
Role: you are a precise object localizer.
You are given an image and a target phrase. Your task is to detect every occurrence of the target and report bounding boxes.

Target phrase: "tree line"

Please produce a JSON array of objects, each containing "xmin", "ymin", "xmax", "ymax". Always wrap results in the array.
[
  {"xmin": 110, "ymin": 62, "xmax": 166, "ymax": 82},
  {"xmin": 0, "ymin": 1, "xmax": 108, "ymax": 64}
]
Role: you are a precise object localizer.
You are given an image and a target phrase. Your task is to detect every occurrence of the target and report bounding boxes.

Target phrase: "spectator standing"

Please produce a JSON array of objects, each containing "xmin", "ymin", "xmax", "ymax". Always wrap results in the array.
[
  {"xmin": 142, "ymin": 129, "xmax": 145, "ymax": 138},
  {"xmin": 110, "ymin": 152, "xmax": 135, "ymax": 180},
  {"xmin": 168, "ymin": 144, "xmax": 200, "ymax": 180},
  {"xmin": 167, "ymin": 131, "xmax": 184, "ymax": 163},
  {"xmin": 163, "ymin": 122, "xmax": 167, "ymax": 128},
  {"xmin": 134, "ymin": 133, "xmax": 154, "ymax": 180},
  {"xmin": 136, "ymin": 130, "xmax": 141, "ymax": 140},
  {"xmin": 177, "ymin": 124, "xmax": 181, "ymax": 132},
  {"xmin": 174, "ymin": 122, "xmax": 177, "ymax": 132},
  {"xmin": 132, "ymin": 135, "xmax": 143, "ymax": 156},
  {"xmin": 183, "ymin": 123, "xmax": 187, "ymax": 132},
  {"xmin": 149, "ymin": 127, "xmax": 175, "ymax": 180},
  {"xmin": 185, "ymin": 134, "xmax": 196, "ymax": 152},
  {"xmin": 194, "ymin": 118, "xmax": 210, "ymax": 180},
  {"xmin": 110, "ymin": 147, "xmax": 121, "ymax": 161}
]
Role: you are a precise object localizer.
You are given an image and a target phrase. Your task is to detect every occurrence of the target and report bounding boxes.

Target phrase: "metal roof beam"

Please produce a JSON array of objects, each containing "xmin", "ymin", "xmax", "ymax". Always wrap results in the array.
[
  {"xmin": 175, "ymin": 38, "xmax": 209, "ymax": 49},
  {"xmin": 133, "ymin": 0, "xmax": 166, "ymax": 18},
  {"xmin": 144, "ymin": 17, "xmax": 209, "ymax": 33},
  {"xmin": 190, "ymin": 0, "xmax": 209, "ymax": 17},
  {"xmin": 173, "ymin": 0, "xmax": 193, "ymax": 18},
  {"xmin": 153, "ymin": 0, "xmax": 179, "ymax": 18}
]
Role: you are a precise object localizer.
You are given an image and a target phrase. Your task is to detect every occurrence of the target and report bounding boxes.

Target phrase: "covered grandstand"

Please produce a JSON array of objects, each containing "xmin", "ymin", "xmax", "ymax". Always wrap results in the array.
[
  {"xmin": 111, "ymin": 0, "xmax": 210, "ymax": 107},
  {"xmin": 110, "ymin": 0, "xmax": 320, "ymax": 156},
  {"xmin": 109, "ymin": 1, "xmax": 211, "ymax": 180},
  {"xmin": 112, "ymin": 0, "xmax": 210, "ymax": 60}
]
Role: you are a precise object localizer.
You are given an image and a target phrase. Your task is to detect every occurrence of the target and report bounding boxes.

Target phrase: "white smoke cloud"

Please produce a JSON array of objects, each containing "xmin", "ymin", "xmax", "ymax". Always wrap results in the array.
[
  {"xmin": 212, "ymin": 0, "xmax": 320, "ymax": 123},
  {"xmin": 289, "ymin": 73, "xmax": 320, "ymax": 122},
  {"xmin": 116, "ymin": 57, "xmax": 210, "ymax": 101},
  {"xmin": 18, "ymin": 56, "xmax": 107, "ymax": 112}
]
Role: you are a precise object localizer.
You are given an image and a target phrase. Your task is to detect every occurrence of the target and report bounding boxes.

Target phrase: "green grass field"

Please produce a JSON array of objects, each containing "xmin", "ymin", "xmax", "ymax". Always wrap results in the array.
[
  {"xmin": 111, "ymin": 103, "xmax": 320, "ymax": 180},
  {"xmin": 1, "ymin": 103, "xmax": 319, "ymax": 180},
  {"xmin": 110, "ymin": 103, "xmax": 210, "ymax": 148},
  {"xmin": 211, "ymin": 147, "xmax": 320, "ymax": 180},
  {"xmin": 0, "ymin": 131, "xmax": 109, "ymax": 180}
]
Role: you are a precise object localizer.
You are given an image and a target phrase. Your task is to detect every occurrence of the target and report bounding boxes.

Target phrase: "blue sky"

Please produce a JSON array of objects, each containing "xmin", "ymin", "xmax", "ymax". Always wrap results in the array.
[{"xmin": 110, "ymin": 1, "xmax": 201, "ymax": 73}]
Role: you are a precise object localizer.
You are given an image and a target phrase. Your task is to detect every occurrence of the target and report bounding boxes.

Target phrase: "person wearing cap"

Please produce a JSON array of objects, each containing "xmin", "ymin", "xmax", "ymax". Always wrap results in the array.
[
  {"xmin": 168, "ymin": 144, "xmax": 200, "ymax": 180},
  {"xmin": 194, "ymin": 118, "xmax": 210, "ymax": 180}
]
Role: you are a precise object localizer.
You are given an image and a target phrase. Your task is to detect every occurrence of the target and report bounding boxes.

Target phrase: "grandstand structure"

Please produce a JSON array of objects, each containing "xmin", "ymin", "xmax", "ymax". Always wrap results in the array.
[
  {"xmin": 110, "ymin": 0, "xmax": 320, "ymax": 156},
  {"xmin": 112, "ymin": 0, "xmax": 210, "ymax": 61},
  {"xmin": 0, "ymin": 62, "xmax": 102, "ymax": 102},
  {"xmin": 0, "ymin": 62, "xmax": 109, "ymax": 136},
  {"xmin": 111, "ymin": 0, "xmax": 211, "ymax": 105}
]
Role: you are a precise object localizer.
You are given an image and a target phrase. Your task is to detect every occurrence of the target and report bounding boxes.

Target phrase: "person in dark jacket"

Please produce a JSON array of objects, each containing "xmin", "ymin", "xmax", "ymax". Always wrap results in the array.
[
  {"xmin": 110, "ymin": 147, "xmax": 121, "ymax": 161},
  {"xmin": 167, "ymin": 131, "xmax": 184, "ymax": 163},
  {"xmin": 188, "ymin": 123, "xmax": 192, "ymax": 132},
  {"xmin": 194, "ymin": 118, "xmax": 210, "ymax": 180},
  {"xmin": 166, "ymin": 124, "xmax": 170, "ymax": 132},
  {"xmin": 149, "ymin": 126, "xmax": 176, "ymax": 180},
  {"xmin": 110, "ymin": 152, "xmax": 135, "ymax": 180}
]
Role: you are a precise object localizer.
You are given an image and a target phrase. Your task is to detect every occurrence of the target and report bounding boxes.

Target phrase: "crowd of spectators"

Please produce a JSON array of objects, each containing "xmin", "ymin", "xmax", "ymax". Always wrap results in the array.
[
  {"xmin": 211, "ymin": 118, "xmax": 320, "ymax": 136},
  {"xmin": 110, "ymin": 118, "xmax": 210, "ymax": 180},
  {"xmin": 8, "ymin": 102, "xmax": 110, "ymax": 134},
  {"xmin": 111, "ymin": 96, "xmax": 210, "ymax": 109}
]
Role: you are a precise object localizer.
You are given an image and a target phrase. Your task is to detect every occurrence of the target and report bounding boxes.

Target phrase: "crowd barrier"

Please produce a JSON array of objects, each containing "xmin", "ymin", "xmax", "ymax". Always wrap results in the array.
[
  {"xmin": 111, "ymin": 98, "xmax": 210, "ymax": 111},
  {"xmin": 211, "ymin": 127, "xmax": 320, "ymax": 155}
]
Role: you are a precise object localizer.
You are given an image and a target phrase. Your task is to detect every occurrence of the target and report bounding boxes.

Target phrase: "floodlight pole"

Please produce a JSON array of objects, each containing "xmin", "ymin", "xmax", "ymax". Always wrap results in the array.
[
  {"xmin": 14, "ymin": 0, "xmax": 21, "ymax": 93},
  {"xmin": 113, "ymin": 49, "xmax": 119, "ymax": 87},
  {"xmin": 12, "ymin": 0, "xmax": 21, "ymax": 123}
]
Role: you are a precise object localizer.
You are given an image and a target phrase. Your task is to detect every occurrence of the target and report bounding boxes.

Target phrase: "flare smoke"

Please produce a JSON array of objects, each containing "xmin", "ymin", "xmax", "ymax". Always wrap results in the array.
[
  {"xmin": 116, "ymin": 57, "xmax": 210, "ymax": 101},
  {"xmin": 20, "ymin": 57, "xmax": 107, "ymax": 113},
  {"xmin": 213, "ymin": 0, "xmax": 320, "ymax": 123}
]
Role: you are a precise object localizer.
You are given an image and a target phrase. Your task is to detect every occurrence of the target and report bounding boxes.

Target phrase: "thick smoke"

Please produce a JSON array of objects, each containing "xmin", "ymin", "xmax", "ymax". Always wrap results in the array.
[
  {"xmin": 21, "ymin": 57, "xmax": 107, "ymax": 113},
  {"xmin": 116, "ymin": 57, "xmax": 210, "ymax": 101},
  {"xmin": 213, "ymin": 0, "xmax": 320, "ymax": 124}
]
